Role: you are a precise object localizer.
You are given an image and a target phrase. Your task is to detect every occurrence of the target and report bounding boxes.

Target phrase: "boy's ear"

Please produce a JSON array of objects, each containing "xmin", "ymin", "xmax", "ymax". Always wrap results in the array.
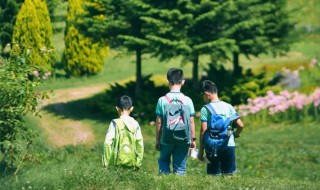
[
  {"xmin": 181, "ymin": 79, "xmax": 185, "ymax": 85},
  {"xmin": 129, "ymin": 106, "xmax": 134, "ymax": 112},
  {"xmin": 116, "ymin": 106, "xmax": 120, "ymax": 112}
]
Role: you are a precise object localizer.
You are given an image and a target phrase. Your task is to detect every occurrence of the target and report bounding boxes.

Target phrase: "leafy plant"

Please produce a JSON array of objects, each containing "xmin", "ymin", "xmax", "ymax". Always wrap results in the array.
[{"xmin": 0, "ymin": 46, "xmax": 49, "ymax": 174}]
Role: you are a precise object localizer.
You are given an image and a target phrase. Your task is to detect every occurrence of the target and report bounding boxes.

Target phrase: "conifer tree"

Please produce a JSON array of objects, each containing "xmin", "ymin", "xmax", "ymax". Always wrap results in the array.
[
  {"xmin": 81, "ymin": 0, "xmax": 150, "ymax": 96},
  {"xmin": 225, "ymin": 0, "xmax": 294, "ymax": 77},
  {"xmin": 12, "ymin": 0, "xmax": 56, "ymax": 67},
  {"xmin": 63, "ymin": 0, "xmax": 108, "ymax": 77},
  {"xmin": 142, "ymin": 0, "xmax": 238, "ymax": 88},
  {"xmin": 0, "ymin": 0, "xmax": 22, "ymax": 56}
]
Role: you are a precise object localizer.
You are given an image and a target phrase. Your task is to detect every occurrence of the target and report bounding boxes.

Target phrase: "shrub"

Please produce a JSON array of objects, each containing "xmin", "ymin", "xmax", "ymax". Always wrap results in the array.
[
  {"xmin": 0, "ymin": 46, "xmax": 49, "ymax": 174},
  {"xmin": 12, "ymin": 0, "xmax": 56, "ymax": 68},
  {"xmin": 62, "ymin": 0, "xmax": 108, "ymax": 77},
  {"xmin": 201, "ymin": 63, "xmax": 282, "ymax": 105}
]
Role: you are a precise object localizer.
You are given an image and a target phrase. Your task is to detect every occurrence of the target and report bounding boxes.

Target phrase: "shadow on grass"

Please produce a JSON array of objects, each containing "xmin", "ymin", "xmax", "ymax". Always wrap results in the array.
[{"xmin": 43, "ymin": 93, "xmax": 116, "ymax": 123}]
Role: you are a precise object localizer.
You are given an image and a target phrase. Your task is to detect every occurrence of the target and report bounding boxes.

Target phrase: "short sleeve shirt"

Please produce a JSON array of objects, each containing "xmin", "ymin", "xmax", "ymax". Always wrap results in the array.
[
  {"xmin": 200, "ymin": 101, "xmax": 237, "ymax": 146},
  {"xmin": 156, "ymin": 91, "xmax": 195, "ymax": 118}
]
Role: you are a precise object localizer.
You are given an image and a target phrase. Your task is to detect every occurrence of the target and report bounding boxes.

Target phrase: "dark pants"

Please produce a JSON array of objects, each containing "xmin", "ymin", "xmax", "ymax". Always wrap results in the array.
[{"xmin": 206, "ymin": 146, "xmax": 236, "ymax": 175}]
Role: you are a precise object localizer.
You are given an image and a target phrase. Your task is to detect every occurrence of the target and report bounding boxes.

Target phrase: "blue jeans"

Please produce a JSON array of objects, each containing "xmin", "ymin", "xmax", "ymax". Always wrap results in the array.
[
  {"xmin": 206, "ymin": 146, "xmax": 236, "ymax": 175},
  {"xmin": 158, "ymin": 143, "xmax": 189, "ymax": 175}
]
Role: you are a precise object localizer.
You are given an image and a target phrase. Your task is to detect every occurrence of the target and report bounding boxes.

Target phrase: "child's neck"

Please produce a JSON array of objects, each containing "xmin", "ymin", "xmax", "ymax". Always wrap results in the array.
[
  {"xmin": 119, "ymin": 110, "xmax": 131, "ymax": 117},
  {"xmin": 169, "ymin": 84, "xmax": 181, "ymax": 92},
  {"xmin": 209, "ymin": 94, "xmax": 219, "ymax": 102}
]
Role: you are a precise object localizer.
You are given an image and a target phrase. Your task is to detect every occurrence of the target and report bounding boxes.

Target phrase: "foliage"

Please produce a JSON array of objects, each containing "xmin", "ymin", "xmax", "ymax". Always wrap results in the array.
[
  {"xmin": 142, "ymin": 0, "xmax": 238, "ymax": 87},
  {"xmin": 236, "ymin": 88, "xmax": 320, "ymax": 123},
  {"xmin": 12, "ymin": 0, "xmax": 56, "ymax": 68},
  {"xmin": 89, "ymin": 75, "xmax": 167, "ymax": 123},
  {"xmin": 62, "ymin": 0, "xmax": 108, "ymax": 77},
  {"xmin": 0, "ymin": 46, "xmax": 49, "ymax": 174},
  {"xmin": 46, "ymin": 0, "xmax": 62, "ymax": 22},
  {"xmin": 0, "ymin": 0, "xmax": 22, "ymax": 56},
  {"xmin": 200, "ymin": 62, "xmax": 282, "ymax": 105},
  {"xmin": 81, "ymin": 0, "xmax": 151, "ymax": 95},
  {"xmin": 225, "ymin": 0, "xmax": 294, "ymax": 76}
]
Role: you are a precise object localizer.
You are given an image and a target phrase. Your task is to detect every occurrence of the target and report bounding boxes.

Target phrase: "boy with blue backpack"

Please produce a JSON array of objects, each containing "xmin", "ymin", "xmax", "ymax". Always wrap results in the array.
[
  {"xmin": 102, "ymin": 95, "xmax": 144, "ymax": 170},
  {"xmin": 198, "ymin": 80, "xmax": 244, "ymax": 175},
  {"xmin": 155, "ymin": 68, "xmax": 196, "ymax": 175}
]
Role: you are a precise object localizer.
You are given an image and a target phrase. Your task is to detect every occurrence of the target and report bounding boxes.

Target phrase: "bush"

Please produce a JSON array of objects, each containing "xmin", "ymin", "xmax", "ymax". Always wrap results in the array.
[
  {"xmin": 62, "ymin": 0, "xmax": 108, "ymax": 77},
  {"xmin": 89, "ymin": 75, "xmax": 167, "ymax": 123},
  {"xmin": 201, "ymin": 63, "xmax": 282, "ymax": 105},
  {"xmin": 0, "ymin": 46, "xmax": 49, "ymax": 174}
]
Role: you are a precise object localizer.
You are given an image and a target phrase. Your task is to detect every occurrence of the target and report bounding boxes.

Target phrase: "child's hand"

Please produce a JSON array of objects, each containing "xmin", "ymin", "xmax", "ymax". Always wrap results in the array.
[
  {"xmin": 155, "ymin": 141, "xmax": 160, "ymax": 151},
  {"xmin": 190, "ymin": 141, "xmax": 196, "ymax": 149}
]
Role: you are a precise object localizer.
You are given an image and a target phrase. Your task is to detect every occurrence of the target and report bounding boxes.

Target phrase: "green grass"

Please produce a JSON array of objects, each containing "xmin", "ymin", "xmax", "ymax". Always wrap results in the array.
[{"xmin": 1, "ymin": 121, "xmax": 320, "ymax": 189}]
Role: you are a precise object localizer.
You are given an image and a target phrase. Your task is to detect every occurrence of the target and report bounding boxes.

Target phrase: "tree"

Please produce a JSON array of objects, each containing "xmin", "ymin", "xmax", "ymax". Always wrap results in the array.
[
  {"xmin": 0, "ymin": 0, "xmax": 22, "ymax": 56},
  {"xmin": 12, "ymin": 0, "xmax": 56, "ymax": 68},
  {"xmin": 62, "ymin": 0, "xmax": 108, "ymax": 77},
  {"xmin": 224, "ymin": 0, "xmax": 294, "ymax": 77},
  {"xmin": 81, "ymin": 0, "xmax": 150, "ymax": 96},
  {"xmin": 0, "ymin": 45, "xmax": 49, "ymax": 174},
  {"xmin": 142, "ymin": 0, "xmax": 238, "ymax": 89}
]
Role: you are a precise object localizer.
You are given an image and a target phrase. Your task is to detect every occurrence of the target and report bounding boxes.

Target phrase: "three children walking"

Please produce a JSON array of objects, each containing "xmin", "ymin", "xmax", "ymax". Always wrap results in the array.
[{"xmin": 102, "ymin": 68, "xmax": 244, "ymax": 176}]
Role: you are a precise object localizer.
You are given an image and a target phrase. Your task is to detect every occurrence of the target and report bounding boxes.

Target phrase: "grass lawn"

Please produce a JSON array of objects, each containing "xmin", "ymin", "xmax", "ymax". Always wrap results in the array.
[{"xmin": 1, "ymin": 120, "xmax": 319, "ymax": 189}]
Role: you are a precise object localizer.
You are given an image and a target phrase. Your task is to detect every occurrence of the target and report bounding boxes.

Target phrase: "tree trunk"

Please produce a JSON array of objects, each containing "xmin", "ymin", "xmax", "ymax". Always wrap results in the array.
[
  {"xmin": 232, "ymin": 52, "xmax": 242, "ymax": 77},
  {"xmin": 135, "ymin": 49, "xmax": 142, "ymax": 97},
  {"xmin": 192, "ymin": 56, "xmax": 199, "ymax": 90}
]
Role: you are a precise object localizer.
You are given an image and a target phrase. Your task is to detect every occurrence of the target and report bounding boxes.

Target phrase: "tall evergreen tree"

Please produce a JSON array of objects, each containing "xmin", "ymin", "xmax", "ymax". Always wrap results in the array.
[
  {"xmin": 0, "ymin": 0, "xmax": 22, "ymax": 56},
  {"xmin": 142, "ymin": 0, "xmax": 238, "ymax": 89},
  {"xmin": 81, "ymin": 0, "xmax": 150, "ymax": 96},
  {"xmin": 224, "ymin": 0, "xmax": 294, "ymax": 77},
  {"xmin": 12, "ymin": 0, "xmax": 56, "ymax": 67},
  {"xmin": 62, "ymin": 0, "xmax": 108, "ymax": 77}
]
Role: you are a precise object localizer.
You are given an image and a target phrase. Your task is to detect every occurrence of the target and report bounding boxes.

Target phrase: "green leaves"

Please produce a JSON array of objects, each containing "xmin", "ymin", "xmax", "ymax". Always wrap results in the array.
[{"xmin": 0, "ymin": 46, "xmax": 49, "ymax": 172}]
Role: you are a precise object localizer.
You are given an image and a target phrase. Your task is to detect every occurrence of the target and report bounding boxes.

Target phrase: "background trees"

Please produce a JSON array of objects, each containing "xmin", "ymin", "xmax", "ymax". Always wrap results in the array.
[
  {"xmin": 225, "ymin": 0, "xmax": 294, "ymax": 77},
  {"xmin": 12, "ymin": 0, "xmax": 56, "ymax": 68},
  {"xmin": 62, "ymin": 0, "xmax": 108, "ymax": 77},
  {"xmin": 81, "ymin": 0, "xmax": 151, "ymax": 96},
  {"xmin": 0, "ymin": 0, "xmax": 22, "ymax": 57},
  {"xmin": 142, "ymin": 0, "xmax": 238, "ymax": 89}
]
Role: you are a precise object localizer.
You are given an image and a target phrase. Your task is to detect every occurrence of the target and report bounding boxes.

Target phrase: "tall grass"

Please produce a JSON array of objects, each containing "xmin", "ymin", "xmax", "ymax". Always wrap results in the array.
[{"xmin": 1, "ymin": 122, "xmax": 319, "ymax": 189}]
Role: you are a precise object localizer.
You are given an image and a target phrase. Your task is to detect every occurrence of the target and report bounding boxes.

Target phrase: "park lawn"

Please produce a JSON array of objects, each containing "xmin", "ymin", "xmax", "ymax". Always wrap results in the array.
[{"xmin": 1, "ymin": 119, "xmax": 319, "ymax": 189}]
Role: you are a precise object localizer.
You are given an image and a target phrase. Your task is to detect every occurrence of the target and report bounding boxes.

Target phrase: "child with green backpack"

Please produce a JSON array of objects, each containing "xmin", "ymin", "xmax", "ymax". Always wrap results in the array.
[{"xmin": 102, "ymin": 95, "xmax": 144, "ymax": 169}]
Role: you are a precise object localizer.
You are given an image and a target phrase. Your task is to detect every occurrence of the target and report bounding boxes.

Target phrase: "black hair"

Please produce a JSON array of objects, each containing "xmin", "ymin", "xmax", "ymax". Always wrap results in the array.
[
  {"xmin": 167, "ymin": 68, "xmax": 184, "ymax": 85},
  {"xmin": 201, "ymin": 80, "xmax": 218, "ymax": 94},
  {"xmin": 117, "ymin": 95, "xmax": 133, "ymax": 110}
]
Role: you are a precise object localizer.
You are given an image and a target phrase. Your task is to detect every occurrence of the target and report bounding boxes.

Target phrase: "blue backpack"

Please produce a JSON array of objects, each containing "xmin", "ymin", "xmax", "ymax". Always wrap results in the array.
[{"xmin": 203, "ymin": 103, "xmax": 240, "ymax": 157}]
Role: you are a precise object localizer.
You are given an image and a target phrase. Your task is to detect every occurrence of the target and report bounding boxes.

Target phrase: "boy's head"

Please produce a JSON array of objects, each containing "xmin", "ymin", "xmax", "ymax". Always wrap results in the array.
[
  {"xmin": 201, "ymin": 80, "xmax": 218, "ymax": 94},
  {"xmin": 116, "ymin": 95, "xmax": 133, "ymax": 111},
  {"xmin": 167, "ymin": 68, "xmax": 184, "ymax": 85}
]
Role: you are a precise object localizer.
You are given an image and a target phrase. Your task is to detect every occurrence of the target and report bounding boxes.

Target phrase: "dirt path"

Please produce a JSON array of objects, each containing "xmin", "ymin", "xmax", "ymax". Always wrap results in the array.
[{"xmin": 40, "ymin": 84, "xmax": 108, "ymax": 147}]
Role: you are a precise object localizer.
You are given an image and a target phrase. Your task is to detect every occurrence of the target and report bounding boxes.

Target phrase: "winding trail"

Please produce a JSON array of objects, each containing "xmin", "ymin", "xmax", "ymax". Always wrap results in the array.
[{"xmin": 40, "ymin": 84, "xmax": 108, "ymax": 147}]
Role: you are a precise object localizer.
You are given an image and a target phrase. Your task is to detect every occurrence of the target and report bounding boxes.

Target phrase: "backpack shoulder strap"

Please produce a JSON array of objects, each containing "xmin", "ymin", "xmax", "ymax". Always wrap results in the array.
[
  {"xmin": 204, "ymin": 103, "xmax": 217, "ymax": 115},
  {"xmin": 164, "ymin": 94, "xmax": 185, "ymax": 105},
  {"xmin": 164, "ymin": 95, "xmax": 172, "ymax": 104},
  {"xmin": 113, "ymin": 119, "xmax": 124, "ymax": 131}
]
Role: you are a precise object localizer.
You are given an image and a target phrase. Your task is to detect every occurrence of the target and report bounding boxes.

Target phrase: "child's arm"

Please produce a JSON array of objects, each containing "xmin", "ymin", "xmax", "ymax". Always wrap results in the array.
[
  {"xmin": 234, "ymin": 118, "xmax": 244, "ymax": 138},
  {"xmin": 155, "ymin": 116, "xmax": 162, "ymax": 151},
  {"xmin": 190, "ymin": 116, "xmax": 196, "ymax": 148},
  {"xmin": 102, "ymin": 121, "xmax": 116, "ymax": 168},
  {"xmin": 198, "ymin": 121, "xmax": 207, "ymax": 161}
]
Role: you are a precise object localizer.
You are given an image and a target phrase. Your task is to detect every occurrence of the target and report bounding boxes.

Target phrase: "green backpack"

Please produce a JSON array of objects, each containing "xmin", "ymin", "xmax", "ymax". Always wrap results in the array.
[{"xmin": 104, "ymin": 119, "xmax": 138, "ymax": 167}]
